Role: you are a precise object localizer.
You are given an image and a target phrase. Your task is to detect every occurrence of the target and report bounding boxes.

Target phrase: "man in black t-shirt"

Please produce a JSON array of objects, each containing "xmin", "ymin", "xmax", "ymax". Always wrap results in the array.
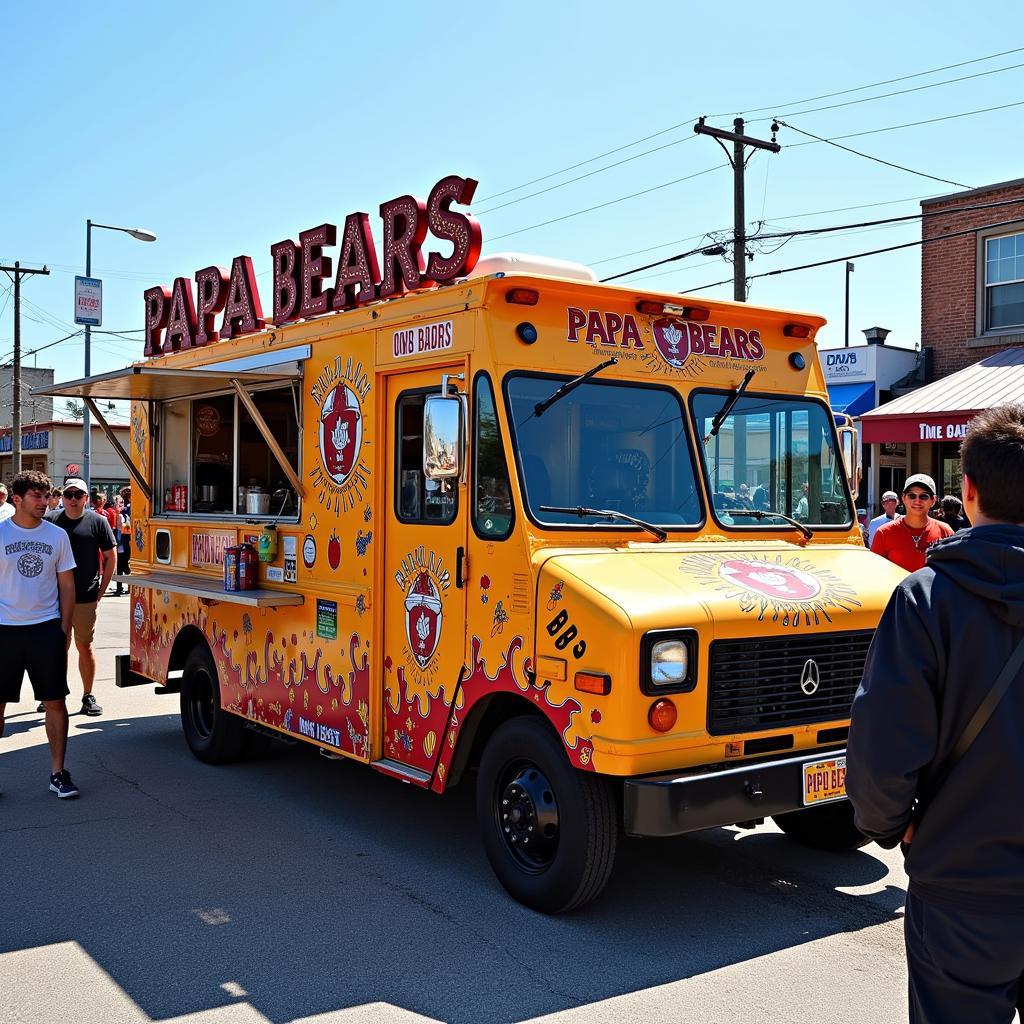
[{"xmin": 44, "ymin": 478, "xmax": 116, "ymax": 717}]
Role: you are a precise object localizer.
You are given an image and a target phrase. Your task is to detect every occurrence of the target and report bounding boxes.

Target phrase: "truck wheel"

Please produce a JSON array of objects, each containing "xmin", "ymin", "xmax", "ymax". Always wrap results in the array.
[
  {"xmin": 180, "ymin": 645, "xmax": 246, "ymax": 764},
  {"xmin": 476, "ymin": 717, "xmax": 617, "ymax": 913},
  {"xmin": 772, "ymin": 800, "xmax": 870, "ymax": 851}
]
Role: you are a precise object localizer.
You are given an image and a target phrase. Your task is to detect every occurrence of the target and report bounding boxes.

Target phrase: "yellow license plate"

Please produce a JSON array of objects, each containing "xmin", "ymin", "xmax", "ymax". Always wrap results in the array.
[{"xmin": 802, "ymin": 757, "xmax": 847, "ymax": 806}]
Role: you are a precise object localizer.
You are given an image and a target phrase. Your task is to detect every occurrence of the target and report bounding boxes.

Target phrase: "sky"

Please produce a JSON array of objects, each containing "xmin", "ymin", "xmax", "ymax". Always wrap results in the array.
[{"xmin": 2, "ymin": 1, "xmax": 1022, "ymax": 427}]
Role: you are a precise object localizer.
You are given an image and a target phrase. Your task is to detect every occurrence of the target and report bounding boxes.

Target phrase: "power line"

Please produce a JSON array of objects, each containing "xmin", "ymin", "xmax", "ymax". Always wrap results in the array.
[
  {"xmin": 487, "ymin": 164, "xmax": 728, "ymax": 242},
  {"xmin": 720, "ymin": 46, "xmax": 1024, "ymax": 117},
  {"xmin": 475, "ymin": 46, "xmax": 1024, "ymax": 206},
  {"xmin": 777, "ymin": 119, "xmax": 972, "ymax": 188},
  {"xmin": 604, "ymin": 194, "xmax": 1024, "ymax": 284},
  {"xmin": 680, "ymin": 214, "xmax": 1024, "ymax": 293}
]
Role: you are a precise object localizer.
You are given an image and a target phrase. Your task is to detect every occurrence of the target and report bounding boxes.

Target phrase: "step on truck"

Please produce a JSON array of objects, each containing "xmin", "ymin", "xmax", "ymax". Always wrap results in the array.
[{"xmin": 37, "ymin": 173, "xmax": 906, "ymax": 912}]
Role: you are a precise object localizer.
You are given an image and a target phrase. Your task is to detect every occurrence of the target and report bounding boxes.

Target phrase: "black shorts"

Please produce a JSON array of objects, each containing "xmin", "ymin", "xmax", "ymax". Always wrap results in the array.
[{"xmin": 0, "ymin": 619, "xmax": 70, "ymax": 704}]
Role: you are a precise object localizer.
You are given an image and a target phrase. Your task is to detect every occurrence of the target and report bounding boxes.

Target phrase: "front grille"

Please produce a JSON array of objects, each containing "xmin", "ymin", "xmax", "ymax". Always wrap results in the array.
[{"xmin": 708, "ymin": 630, "xmax": 873, "ymax": 735}]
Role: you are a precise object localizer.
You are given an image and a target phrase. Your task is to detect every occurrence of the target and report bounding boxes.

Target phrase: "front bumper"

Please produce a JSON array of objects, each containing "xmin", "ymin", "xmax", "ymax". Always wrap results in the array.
[{"xmin": 623, "ymin": 748, "xmax": 847, "ymax": 837}]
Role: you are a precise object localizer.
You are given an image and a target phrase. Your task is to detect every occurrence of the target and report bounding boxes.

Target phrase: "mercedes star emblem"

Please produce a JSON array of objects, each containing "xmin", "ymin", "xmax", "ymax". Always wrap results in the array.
[{"xmin": 799, "ymin": 658, "xmax": 821, "ymax": 696}]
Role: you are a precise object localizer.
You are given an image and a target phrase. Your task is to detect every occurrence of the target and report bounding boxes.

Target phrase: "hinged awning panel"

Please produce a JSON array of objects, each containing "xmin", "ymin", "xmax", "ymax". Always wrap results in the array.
[{"xmin": 32, "ymin": 365, "xmax": 302, "ymax": 402}]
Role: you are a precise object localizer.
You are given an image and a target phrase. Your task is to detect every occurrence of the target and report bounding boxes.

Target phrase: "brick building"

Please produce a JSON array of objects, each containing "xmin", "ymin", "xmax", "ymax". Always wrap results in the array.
[{"xmin": 859, "ymin": 177, "xmax": 1024, "ymax": 507}]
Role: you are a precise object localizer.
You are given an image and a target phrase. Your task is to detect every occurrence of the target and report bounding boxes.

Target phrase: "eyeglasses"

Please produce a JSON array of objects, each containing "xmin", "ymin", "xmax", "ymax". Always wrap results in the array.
[
  {"xmin": 63, "ymin": 491, "xmax": 86, "ymax": 500},
  {"xmin": 904, "ymin": 491, "xmax": 932, "ymax": 501}
]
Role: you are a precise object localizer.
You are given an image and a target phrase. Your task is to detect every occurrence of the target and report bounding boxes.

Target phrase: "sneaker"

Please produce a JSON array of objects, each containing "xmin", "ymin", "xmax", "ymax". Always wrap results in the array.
[
  {"xmin": 37, "ymin": 701, "xmax": 45, "ymax": 713},
  {"xmin": 49, "ymin": 770, "xmax": 80, "ymax": 799},
  {"xmin": 81, "ymin": 694, "xmax": 102, "ymax": 716}
]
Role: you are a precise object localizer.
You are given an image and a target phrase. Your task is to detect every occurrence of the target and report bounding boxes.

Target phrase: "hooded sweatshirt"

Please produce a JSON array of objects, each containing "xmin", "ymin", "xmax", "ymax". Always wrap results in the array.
[{"xmin": 847, "ymin": 524, "xmax": 1024, "ymax": 914}]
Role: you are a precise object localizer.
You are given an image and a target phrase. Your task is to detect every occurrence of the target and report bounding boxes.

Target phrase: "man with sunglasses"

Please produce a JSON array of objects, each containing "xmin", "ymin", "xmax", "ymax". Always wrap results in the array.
[
  {"xmin": 43, "ymin": 478, "xmax": 116, "ymax": 717},
  {"xmin": 870, "ymin": 474, "xmax": 953, "ymax": 572}
]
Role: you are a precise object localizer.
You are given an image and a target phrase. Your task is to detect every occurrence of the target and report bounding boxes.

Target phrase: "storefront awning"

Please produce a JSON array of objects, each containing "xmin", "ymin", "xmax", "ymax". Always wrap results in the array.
[
  {"xmin": 859, "ymin": 346, "xmax": 1024, "ymax": 444},
  {"xmin": 827, "ymin": 382, "xmax": 875, "ymax": 417},
  {"xmin": 31, "ymin": 364, "xmax": 301, "ymax": 403}
]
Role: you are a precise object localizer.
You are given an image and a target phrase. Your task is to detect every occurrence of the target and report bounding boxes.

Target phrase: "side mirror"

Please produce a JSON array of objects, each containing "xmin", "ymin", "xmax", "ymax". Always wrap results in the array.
[
  {"xmin": 837, "ymin": 424, "xmax": 860, "ymax": 494},
  {"xmin": 423, "ymin": 394, "xmax": 463, "ymax": 480}
]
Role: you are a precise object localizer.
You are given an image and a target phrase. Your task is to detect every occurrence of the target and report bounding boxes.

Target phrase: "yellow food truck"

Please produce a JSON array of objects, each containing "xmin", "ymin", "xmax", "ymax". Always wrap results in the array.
[{"xmin": 38, "ymin": 174, "xmax": 905, "ymax": 912}]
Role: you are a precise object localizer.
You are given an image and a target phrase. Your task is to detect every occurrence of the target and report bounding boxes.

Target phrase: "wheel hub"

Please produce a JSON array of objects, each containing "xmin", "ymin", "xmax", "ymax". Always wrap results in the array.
[{"xmin": 499, "ymin": 765, "xmax": 559, "ymax": 868}]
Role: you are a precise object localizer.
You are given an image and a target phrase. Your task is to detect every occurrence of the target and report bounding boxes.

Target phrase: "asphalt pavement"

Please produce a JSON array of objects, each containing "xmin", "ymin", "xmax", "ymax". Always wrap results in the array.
[{"xmin": 0, "ymin": 593, "xmax": 913, "ymax": 1024}]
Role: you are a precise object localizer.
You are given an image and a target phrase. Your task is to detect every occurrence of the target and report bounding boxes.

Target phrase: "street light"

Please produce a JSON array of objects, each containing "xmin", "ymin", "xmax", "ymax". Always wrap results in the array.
[{"xmin": 82, "ymin": 219, "xmax": 157, "ymax": 486}]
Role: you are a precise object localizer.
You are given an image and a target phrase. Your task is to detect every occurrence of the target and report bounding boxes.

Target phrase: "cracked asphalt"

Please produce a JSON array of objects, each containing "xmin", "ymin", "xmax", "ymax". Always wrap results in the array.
[{"xmin": 0, "ymin": 597, "xmax": 912, "ymax": 1024}]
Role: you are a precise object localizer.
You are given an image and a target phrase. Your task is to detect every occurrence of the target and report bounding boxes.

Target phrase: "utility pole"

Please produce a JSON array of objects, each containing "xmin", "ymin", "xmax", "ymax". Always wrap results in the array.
[
  {"xmin": 844, "ymin": 261, "xmax": 855, "ymax": 347},
  {"xmin": 0, "ymin": 262, "xmax": 50, "ymax": 475},
  {"xmin": 694, "ymin": 117, "xmax": 781, "ymax": 302}
]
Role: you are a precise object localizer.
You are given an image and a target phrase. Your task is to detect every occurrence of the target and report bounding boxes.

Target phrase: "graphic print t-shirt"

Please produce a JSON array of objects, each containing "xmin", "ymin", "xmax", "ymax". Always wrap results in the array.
[{"xmin": 0, "ymin": 518, "xmax": 76, "ymax": 625}]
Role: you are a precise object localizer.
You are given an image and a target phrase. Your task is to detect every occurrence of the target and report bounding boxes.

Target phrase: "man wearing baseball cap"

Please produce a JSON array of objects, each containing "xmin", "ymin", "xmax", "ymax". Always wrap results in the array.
[
  {"xmin": 870, "ymin": 474, "xmax": 953, "ymax": 572},
  {"xmin": 44, "ymin": 478, "xmax": 116, "ymax": 717},
  {"xmin": 868, "ymin": 490, "xmax": 900, "ymax": 546}
]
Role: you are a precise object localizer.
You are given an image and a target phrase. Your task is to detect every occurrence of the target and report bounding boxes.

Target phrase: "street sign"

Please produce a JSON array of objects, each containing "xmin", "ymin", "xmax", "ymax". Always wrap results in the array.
[{"xmin": 74, "ymin": 275, "xmax": 103, "ymax": 326}]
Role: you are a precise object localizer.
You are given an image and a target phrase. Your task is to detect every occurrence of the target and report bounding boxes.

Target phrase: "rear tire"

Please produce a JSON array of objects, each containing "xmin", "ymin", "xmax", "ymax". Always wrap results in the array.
[
  {"xmin": 180, "ymin": 645, "xmax": 246, "ymax": 764},
  {"xmin": 772, "ymin": 799, "xmax": 870, "ymax": 851},
  {"xmin": 476, "ymin": 717, "xmax": 617, "ymax": 913}
]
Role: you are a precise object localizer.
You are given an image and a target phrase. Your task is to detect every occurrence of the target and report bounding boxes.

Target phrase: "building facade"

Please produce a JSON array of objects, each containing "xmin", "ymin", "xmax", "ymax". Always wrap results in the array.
[
  {"xmin": 0, "ymin": 365, "xmax": 54, "ymax": 428},
  {"xmin": 859, "ymin": 177, "xmax": 1024, "ymax": 509},
  {"xmin": 0, "ymin": 420, "xmax": 131, "ymax": 498}
]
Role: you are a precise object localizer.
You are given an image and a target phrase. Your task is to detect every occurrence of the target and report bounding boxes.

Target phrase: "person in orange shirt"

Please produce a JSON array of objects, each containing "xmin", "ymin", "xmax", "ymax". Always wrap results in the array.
[{"xmin": 870, "ymin": 474, "xmax": 953, "ymax": 571}]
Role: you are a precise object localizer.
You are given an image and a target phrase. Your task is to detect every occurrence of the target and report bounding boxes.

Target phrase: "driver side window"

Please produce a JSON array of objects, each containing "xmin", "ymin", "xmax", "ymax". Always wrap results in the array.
[{"xmin": 473, "ymin": 375, "xmax": 513, "ymax": 539}]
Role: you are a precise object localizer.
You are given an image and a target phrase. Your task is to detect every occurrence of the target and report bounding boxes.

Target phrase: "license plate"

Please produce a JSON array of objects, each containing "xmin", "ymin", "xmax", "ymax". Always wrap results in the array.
[{"xmin": 802, "ymin": 756, "xmax": 847, "ymax": 806}]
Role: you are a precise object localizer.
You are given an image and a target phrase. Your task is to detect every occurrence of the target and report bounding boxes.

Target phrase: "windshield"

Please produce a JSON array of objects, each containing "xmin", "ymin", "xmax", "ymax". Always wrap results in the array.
[
  {"xmin": 506, "ymin": 375, "xmax": 703, "ymax": 528},
  {"xmin": 691, "ymin": 391, "xmax": 853, "ymax": 528}
]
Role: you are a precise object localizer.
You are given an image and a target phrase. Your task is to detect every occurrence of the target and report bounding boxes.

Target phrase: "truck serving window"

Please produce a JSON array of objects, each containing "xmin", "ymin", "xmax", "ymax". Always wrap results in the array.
[
  {"xmin": 691, "ymin": 391, "xmax": 853, "ymax": 529},
  {"xmin": 505, "ymin": 375, "xmax": 703, "ymax": 529},
  {"xmin": 156, "ymin": 385, "xmax": 300, "ymax": 518}
]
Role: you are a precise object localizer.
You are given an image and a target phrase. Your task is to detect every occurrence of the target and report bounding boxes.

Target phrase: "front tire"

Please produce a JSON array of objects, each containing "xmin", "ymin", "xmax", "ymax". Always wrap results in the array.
[
  {"xmin": 476, "ymin": 717, "xmax": 617, "ymax": 913},
  {"xmin": 180, "ymin": 645, "xmax": 246, "ymax": 764},
  {"xmin": 772, "ymin": 799, "xmax": 870, "ymax": 851}
]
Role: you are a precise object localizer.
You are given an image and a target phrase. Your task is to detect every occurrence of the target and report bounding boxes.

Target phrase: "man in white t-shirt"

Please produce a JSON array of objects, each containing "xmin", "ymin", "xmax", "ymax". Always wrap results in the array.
[
  {"xmin": 0, "ymin": 470, "xmax": 80, "ymax": 798},
  {"xmin": 868, "ymin": 490, "xmax": 900, "ymax": 545},
  {"xmin": 0, "ymin": 483, "xmax": 13, "ymax": 521}
]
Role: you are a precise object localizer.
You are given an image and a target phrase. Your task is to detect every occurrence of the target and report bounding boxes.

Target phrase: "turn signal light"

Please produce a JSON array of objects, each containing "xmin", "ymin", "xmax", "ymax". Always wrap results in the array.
[
  {"xmin": 648, "ymin": 698, "xmax": 677, "ymax": 733},
  {"xmin": 506, "ymin": 287, "xmax": 539, "ymax": 306},
  {"xmin": 635, "ymin": 299, "xmax": 665, "ymax": 316},
  {"xmin": 679, "ymin": 304, "xmax": 711, "ymax": 322},
  {"xmin": 783, "ymin": 322, "xmax": 813, "ymax": 339},
  {"xmin": 575, "ymin": 671, "xmax": 611, "ymax": 696}
]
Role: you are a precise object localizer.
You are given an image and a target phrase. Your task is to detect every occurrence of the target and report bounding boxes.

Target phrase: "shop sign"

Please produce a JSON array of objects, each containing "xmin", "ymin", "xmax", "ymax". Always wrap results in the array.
[
  {"xmin": 823, "ymin": 348, "xmax": 872, "ymax": 383},
  {"xmin": 74, "ymin": 276, "xmax": 103, "ymax": 326},
  {"xmin": 0, "ymin": 430, "xmax": 49, "ymax": 453},
  {"xmin": 142, "ymin": 174, "xmax": 481, "ymax": 358},
  {"xmin": 861, "ymin": 413, "xmax": 975, "ymax": 445}
]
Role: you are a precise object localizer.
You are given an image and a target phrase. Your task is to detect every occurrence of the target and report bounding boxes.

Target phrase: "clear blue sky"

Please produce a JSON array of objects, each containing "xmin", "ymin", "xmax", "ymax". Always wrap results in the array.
[{"xmin": 2, "ymin": 2, "xmax": 1022, "ymax": 425}]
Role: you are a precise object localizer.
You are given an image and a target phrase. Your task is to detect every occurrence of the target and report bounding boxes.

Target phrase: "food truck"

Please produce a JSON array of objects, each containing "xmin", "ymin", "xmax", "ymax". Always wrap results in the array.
[{"xmin": 37, "ymin": 173, "xmax": 906, "ymax": 912}]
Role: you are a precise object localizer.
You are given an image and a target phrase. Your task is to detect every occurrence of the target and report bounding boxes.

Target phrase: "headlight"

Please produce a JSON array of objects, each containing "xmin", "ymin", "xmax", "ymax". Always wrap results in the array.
[{"xmin": 651, "ymin": 639, "xmax": 688, "ymax": 686}]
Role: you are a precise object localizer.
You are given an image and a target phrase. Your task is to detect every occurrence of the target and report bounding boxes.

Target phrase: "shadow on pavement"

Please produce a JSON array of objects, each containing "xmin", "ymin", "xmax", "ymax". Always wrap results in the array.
[{"xmin": 0, "ymin": 712, "xmax": 906, "ymax": 1024}]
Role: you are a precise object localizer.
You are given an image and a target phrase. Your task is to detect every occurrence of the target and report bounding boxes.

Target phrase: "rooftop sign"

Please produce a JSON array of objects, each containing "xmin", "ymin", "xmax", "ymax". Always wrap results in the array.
[{"xmin": 143, "ymin": 175, "xmax": 481, "ymax": 358}]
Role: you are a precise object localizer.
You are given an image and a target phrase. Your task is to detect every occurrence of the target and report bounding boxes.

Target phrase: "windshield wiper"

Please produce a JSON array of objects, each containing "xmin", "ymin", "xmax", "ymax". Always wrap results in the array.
[
  {"xmin": 703, "ymin": 368, "xmax": 756, "ymax": 444},
  {"xmin": 533, "ymin": 357, "xmax": 617, "ymax": 418},
  {"xmin": 539, "ymin": 505, "xmax": 668, "ymax": 542},
  {"xmin": 725, "ymin": 508, "xmax": 813, "ymax": 540}
]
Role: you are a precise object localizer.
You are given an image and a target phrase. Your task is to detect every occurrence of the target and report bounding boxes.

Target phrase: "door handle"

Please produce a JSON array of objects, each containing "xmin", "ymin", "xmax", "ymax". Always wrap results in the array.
[{"xmin": 456, "ymin": 546, "xmax": 466, "ymax": 589}]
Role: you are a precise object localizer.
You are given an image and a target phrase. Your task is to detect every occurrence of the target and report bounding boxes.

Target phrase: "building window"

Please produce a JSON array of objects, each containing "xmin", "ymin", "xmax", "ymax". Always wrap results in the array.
[{"xmin": 985, "ymin": 232, "xmax": 1024, "ymax": 331}]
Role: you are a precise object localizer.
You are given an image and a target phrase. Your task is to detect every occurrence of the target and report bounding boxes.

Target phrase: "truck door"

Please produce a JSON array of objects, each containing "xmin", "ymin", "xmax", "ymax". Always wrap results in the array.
[{"xmin": 381, "ymin": 369, "xmax": 468, "ymax": 781}]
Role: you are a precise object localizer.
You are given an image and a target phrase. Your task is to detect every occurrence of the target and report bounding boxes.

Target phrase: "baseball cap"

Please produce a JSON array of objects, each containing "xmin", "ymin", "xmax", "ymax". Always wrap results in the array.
[
  {"xmin": 902, "ymin": 473, "xmax": 936, "ymax": 497},
  {"xmin": 62, "ymin": 478, "xmax": 89, "ymax": 494},
  {"xmin": 881, "ymin": 491, "xmax": 899, "ymax": 502}
]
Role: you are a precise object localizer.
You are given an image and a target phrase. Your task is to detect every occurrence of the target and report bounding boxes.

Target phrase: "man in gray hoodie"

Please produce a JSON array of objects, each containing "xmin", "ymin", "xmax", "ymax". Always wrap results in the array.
[{"xmin": 847, "ymin": 403, "xmax": 1024, "ymax": 1024}]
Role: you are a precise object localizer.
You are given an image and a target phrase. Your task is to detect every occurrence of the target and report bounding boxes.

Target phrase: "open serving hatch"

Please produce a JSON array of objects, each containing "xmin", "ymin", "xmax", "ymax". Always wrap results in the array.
[{"xmin": 33, "ymin": 350, "xmax": 307, "ymax": 504}]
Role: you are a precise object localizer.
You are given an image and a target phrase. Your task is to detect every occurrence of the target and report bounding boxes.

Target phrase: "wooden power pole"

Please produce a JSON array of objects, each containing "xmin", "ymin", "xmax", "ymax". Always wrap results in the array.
[
  {"xmin": 694, "ymin": 117, "xmax": 781, "ymax": 302},
  {"xmin": 1, "ymin": 262, "xmax": 50, "ymax": 474}
]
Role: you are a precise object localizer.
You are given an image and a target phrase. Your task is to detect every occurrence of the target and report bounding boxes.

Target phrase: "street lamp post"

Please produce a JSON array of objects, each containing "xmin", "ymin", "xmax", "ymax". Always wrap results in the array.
[{"xmin": 82, "ymin": 220, "xmax": 157, "ymax": 487}]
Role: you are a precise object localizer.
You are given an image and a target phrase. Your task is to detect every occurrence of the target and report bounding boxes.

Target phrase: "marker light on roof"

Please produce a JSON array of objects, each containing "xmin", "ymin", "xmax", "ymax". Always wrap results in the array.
[
  {"xmin": 784, "ymin": 323, "xmax": 813, "ymax": 339},
  {"xmin": 506, "ymin": 288, "xmax": 539, "ymax": 306}
]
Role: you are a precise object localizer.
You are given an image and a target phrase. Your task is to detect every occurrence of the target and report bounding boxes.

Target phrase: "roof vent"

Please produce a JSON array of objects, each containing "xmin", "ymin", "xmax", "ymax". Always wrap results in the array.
[
  {"xmin": 862, "ymin": 326, "xmax": 891, "ymax": 346},
  {"xmin": 468, "ymin": 252, "xmax": 597, "ymax": 283}
]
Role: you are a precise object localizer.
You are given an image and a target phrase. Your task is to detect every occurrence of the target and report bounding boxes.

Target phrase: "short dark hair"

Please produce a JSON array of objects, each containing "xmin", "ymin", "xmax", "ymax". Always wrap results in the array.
[
  {"xmin": 11, "ymin": 469, "xmax": 53, "ymax": 498},
  {"xmin": 940, "ymin": 495, "xmax": 963, "ymax": 518},
  {"xmin": 961, "ymin": 404, "xmax": 1024, "ymax": 523}
]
